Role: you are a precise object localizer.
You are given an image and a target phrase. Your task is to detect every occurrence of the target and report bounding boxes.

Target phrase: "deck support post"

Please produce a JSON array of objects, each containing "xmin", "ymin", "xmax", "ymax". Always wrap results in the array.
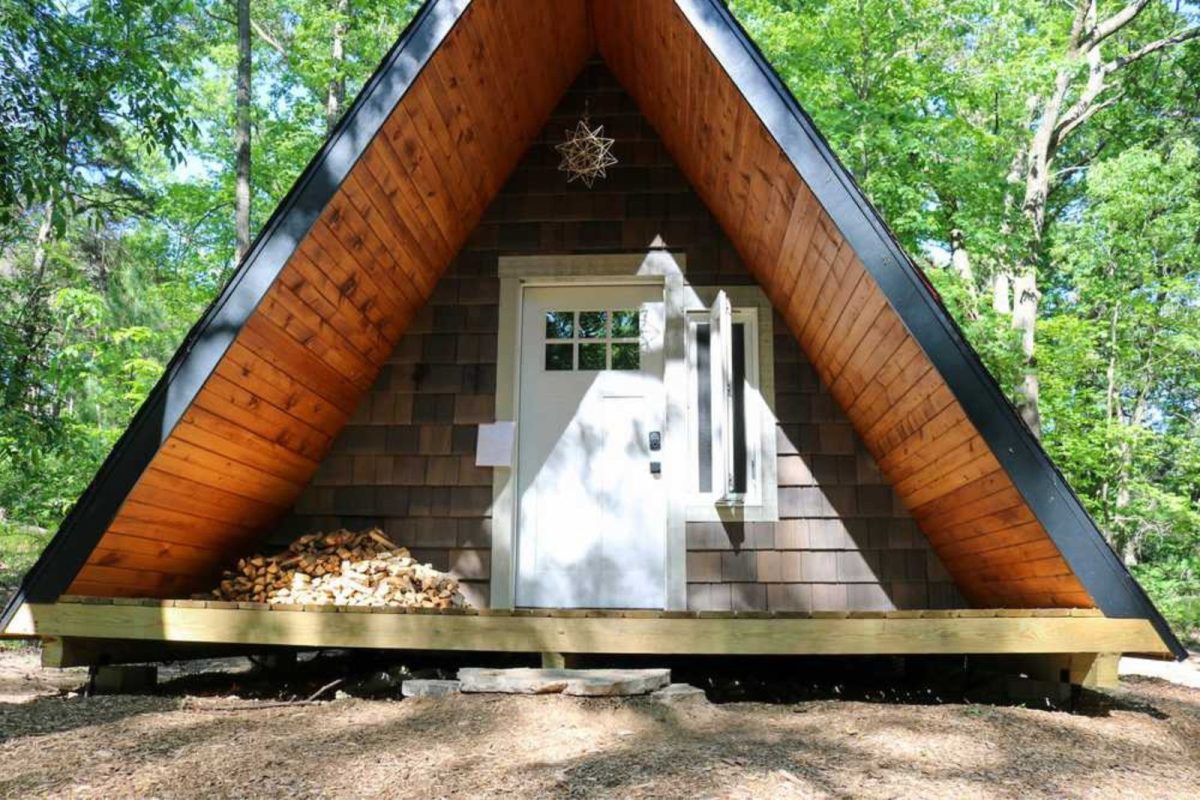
[
  {"xmin": 988, "ymin": 652, "xmax": 1121, "ymax": 690},
  {"xmin": 541, "ymin": 651, "xmax": 579, "ymax": 669},
  {"xmin": 1066, "ymin": 652, "xmax": 1120, "ymax": 689}
]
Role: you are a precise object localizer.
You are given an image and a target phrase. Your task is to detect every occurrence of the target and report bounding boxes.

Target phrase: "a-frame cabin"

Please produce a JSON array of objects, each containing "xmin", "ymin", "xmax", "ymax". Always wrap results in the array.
[{"xmin": 3, "ymin": 0, "xmax": 1185, "ymax": 678}]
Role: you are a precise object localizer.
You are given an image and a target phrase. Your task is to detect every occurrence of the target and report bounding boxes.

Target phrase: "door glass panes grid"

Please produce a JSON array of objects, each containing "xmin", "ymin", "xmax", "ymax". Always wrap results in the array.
[{"xmin": 545, "ymin": 310, "xmax": 640, "ymax": 371}]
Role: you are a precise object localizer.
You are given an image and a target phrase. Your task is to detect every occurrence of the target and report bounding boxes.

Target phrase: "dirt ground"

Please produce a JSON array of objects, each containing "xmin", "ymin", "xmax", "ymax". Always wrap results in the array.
[{"xmin": 1, "ymin": 647, "xmax": 1199, "ymax": 799}]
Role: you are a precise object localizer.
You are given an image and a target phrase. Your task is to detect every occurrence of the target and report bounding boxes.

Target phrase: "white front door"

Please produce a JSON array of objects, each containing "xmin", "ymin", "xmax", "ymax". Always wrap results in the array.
[{"xmin": 515, "ymin": 284, "xmax": 667, "ymax": 609}]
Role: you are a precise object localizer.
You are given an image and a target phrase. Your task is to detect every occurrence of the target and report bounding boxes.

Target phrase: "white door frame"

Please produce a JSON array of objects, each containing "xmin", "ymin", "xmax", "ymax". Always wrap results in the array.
[{"xmin": 490, "ymin": 252, "xmax": 688, "ymax": 610}]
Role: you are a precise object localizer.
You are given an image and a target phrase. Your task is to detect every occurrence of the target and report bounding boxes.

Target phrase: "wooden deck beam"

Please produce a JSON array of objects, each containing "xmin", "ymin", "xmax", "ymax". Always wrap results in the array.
[{"xmin": 3, "ymin": 601, "xmax": 1170, "ymax": 657}]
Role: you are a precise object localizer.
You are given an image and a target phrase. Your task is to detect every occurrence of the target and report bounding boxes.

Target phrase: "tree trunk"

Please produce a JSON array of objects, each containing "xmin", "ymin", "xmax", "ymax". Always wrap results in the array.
[
  {"xmin": 998, "ymin": 0, "xmax": 1198, "ymax": 439},
  {"xmin": 1114, "ymin": 384, "xmax": 1151, "ymax": 566},
  {"xmin": 1099, "ymin": 300, "xmax": 1119, "ymax": 516},
  {"xmin": 1011, "ymin": 271, "xmax": 1041, "ymax": 437},
  {"xmin": 326, "ymin": 0, "xmax": 348, "ymax": 133},
  {"xmin": 1010, "ymin": 69, "xmax": 1067, "ymax": 438},
  {"xmin": 948, "ymin": 228, "xmax": 979, "ymax": 318},
  {"xmin": 1115, "ymin": 458, "xmax": 1136, "ymax": 564},
  {"xmin": 991, "ymin": 271, "xmax": 1011, "ymax": 314},
  {"xmin": 4, "ymin": 201, "xmax": 56, "ymax": 410},
  {"xmin": 234, "ymin": 0, "xmax": 252, "ymax": 262},
  {"xmin": 28, "ymin": 200, "xmax": 54, "ymax": 288}
]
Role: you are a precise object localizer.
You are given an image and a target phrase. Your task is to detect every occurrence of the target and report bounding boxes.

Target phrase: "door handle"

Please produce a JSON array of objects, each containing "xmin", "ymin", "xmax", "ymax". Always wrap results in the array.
[{"xmin": 649, "ymin": 431, "xmax": 661, "ymax": 451}]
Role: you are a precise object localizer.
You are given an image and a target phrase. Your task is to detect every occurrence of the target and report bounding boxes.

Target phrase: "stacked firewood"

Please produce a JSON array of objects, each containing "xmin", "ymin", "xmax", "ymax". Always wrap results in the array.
[{"xmin": 207, "ymin": 528, "xmax": 467, "ymax": 609}]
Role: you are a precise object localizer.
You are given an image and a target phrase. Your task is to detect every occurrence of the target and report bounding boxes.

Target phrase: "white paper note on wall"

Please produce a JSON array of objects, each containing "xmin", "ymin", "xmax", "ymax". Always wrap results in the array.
[{"xmin": 476, "ymin": 421, "xmax": 516, "ymax": 467}]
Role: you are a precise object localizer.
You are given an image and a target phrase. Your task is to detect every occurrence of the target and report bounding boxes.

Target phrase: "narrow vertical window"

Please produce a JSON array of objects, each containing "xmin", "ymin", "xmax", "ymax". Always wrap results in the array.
[
  {"xmin": 731, "ymin": 322, "xmax": 747, "ymax": 495},
  {"xmin": 695, "ymin": 322, "xmax": 712, "ymax": 493},
  {"xmin": 685, "ymin": 290, "xmax": 777, "ymax": 522}
]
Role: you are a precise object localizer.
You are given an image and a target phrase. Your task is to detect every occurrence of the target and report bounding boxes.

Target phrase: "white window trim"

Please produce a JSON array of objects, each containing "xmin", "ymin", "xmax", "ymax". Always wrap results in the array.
[{"xmin": 682, "ymin": 285, "xmax": 778, "ymax": 523}]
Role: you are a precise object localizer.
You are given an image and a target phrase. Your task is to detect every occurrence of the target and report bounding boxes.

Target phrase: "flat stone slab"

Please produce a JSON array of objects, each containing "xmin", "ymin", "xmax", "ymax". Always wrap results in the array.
[
  {"xmin": 457, "ymin": 668, "xmax": 670, "ymax": 697},
  {"xmin": 402, "ymin": 679, "xmax": 462, "ymax": 698},
  {"xmin": 650, "ymin": 683, "xmax": 707, "ymax": 704}
]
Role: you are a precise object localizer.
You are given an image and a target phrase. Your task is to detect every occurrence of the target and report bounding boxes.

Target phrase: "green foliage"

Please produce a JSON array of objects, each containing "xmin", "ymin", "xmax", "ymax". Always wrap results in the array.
[
  {"xmin": 0, "ymin": 0, "xmax": 417, "ymax": 530},
  {"xmin": 925, "ymin": 269, "xmax": 1025, "ymax": 396},
  {"xmin": 0, "ymin": 0, "xmax": 200, "ymax": 234},
  {"xmin": 1042, "ymin": 143, "xmax": 1200, "ymax": 639}
]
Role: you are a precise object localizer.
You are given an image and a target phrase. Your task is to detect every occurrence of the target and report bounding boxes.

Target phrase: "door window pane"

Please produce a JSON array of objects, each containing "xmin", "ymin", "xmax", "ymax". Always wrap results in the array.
[
  {"xmin": 577, "ymin": 311, "xmax": 607, "ymax": 339},
  {"xmin": 545, "ymin": 343, "xmax": 573, "ymax": 371},
  {"xmin": 545, "ymin": 311, "xmax": 574, "ymax": 340},
  {"xmin": 578, "ymin": 342, "xmax": 606, "ymax": 370},
  {"xmin": 611, "ymin": 309, "xmax": 639, "ymax": 338},
  {"xmin": 611, "ymin": 342, "xmax": 640, "ymax": 370}
]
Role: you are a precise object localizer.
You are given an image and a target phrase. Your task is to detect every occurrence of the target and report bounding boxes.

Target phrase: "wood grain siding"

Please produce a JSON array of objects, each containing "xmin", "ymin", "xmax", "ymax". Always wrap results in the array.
[
  {"xmin": 281, "ymin": 63, "xmax": 960, "ymax": 613},
  {"xmin": 67, "ymin": 0, "xmax": 593, "ymax": 597},
  {"xmin": 592, "ymin": 0, "xmax": 1091, "ymax": 608}
]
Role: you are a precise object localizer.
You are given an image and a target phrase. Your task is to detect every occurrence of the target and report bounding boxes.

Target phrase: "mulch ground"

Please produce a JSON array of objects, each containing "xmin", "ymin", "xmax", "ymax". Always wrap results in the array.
[{"xmin": 1, "ymin": 647, "xmax": 1198, "ymax": 799}]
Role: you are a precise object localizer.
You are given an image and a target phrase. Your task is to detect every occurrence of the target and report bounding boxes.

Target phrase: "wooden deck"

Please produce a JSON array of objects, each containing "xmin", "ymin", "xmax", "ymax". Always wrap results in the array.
[{"xmin": 2, "ymin": 597, "xmax": 1171, "ymax": 657}]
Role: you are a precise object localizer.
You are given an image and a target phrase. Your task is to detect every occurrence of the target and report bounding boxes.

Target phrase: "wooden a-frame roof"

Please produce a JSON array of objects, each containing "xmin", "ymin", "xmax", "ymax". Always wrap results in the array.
[{"xmin": 2, "ymin": 0, "xmax": 1183, "ymax": 657}]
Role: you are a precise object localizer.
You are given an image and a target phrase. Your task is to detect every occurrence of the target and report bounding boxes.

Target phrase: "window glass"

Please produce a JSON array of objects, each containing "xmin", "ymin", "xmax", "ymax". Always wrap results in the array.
[
  {"xmin": 577, "ymin": 311, "xmax": 607, "ymax": 339},
  {"xmin": 545, "ymin": 311, "xmax": 574, "ymax": 340},
  {"xmin": 731, "ymin": 323, "xmax": 747, "ymax": 494},
  {"xmin": 611, "ymin": 342, "xmax": 640, "ymax": 370},
  {"xmin": 691, "ymin": 311, "xmax": 753, "ymax": 501},
  {"xmin": 695, "ymin": 322, "xmax": 712, "ymax": 493},
  {"xmin": 611, "ymin": 310, "xmax": 639, "ymax": 338},
  {"xmin": 684, "ymin": 294, "xmax": 776, "ymax": 520},
  {"xmin": 545, "ymin": 343, "xmax": 573, "ymax": 371},
  {"xmin": 691, "ymin": 318, "xmax": 752, "ymax": 496},
  {"xmin": 578, "ymin": 342, "xmax": 606, "ymax": 370},
  {"xmin": 543, "ymin": 306, "xmax": 644, "ymax": 373}
]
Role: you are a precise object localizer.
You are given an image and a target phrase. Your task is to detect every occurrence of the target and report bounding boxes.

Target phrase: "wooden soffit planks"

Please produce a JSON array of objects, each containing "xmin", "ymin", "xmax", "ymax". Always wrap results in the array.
[{"xmin": 66, "ymin": 0, "xmax": 593, "ymax": 597}]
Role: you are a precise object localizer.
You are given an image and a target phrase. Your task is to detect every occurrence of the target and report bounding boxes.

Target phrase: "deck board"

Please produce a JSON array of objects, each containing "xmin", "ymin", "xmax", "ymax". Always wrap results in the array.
[{"xmin": 4, "ymin": 599, "xmax": 1166, "ymax": 657}]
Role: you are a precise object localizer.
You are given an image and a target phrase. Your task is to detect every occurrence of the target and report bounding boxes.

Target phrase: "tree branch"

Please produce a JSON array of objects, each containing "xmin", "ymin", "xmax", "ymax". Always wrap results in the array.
[
  {"xmin": 1057, "ymin": 94, "xmax": 1121, "ymax": 142},
  {"xmin": 1088, "ymin": 0, "xmax": 1152, "ymax": 47},
  {"xmin": 202, "ymin": 7, "xmax": 234, "ymax": 26},
  {"xmin": 1068, "ymin": 0, "xmax": 1092, "ymax": 49},
  {"xmin": 1103, "ymin": 27, "xmax": 1200, "ymax": 75},
  {"xmin": 251, "ymin": 19, "xmax": 288, "ymax": 59}
]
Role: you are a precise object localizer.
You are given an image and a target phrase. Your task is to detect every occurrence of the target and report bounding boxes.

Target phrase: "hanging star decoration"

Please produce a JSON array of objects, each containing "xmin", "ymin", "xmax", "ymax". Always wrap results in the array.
[{"xmin": 555, "ymin": 108, "xmax": 617, "ymax": 188}]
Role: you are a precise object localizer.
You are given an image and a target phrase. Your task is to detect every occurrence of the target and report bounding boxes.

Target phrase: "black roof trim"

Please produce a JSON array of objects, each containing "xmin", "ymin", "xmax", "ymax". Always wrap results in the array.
[
  {"xmin": 680, "ymin": 0, "xmax": 1184, "ymax": 658},
  {"xmin": 0, "ymin": 0, "xmax": 470, "ymax": 631}
]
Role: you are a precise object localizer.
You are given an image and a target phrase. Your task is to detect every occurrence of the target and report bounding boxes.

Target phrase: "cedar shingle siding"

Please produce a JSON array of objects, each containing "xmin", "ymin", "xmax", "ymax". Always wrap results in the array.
[{"xmin": 277, "ymin": 62, "xmax": 962, "ymax": 611}]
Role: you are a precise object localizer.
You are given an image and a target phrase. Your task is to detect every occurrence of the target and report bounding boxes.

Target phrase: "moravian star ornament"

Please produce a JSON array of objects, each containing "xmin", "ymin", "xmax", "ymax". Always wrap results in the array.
[{"xmin": 555, "ymin": 114, "xmax": 617, "ymax": 188}]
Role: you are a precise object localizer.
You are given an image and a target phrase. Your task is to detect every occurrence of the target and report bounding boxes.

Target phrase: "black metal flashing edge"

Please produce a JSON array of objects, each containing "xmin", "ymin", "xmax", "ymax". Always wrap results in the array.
[
  {"xmin": 679, "ymin": 0, "xmax": 1184, "ymax": 658},
  {"xmin": 0, "ymin": 0, "xmax": 471, "ymax": 633}
]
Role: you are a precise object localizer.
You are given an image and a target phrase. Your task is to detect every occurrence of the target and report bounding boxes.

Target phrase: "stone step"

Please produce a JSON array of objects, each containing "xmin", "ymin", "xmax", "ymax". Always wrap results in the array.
[
  {"xmin": 402, "ymin": 678, "xmax": 463, "ymax": 698},
  {"xmin": 457, "ymin": 667, "xmax": 670, "ymax": 696},
  {"xmin": 650, "ymin": 683, "xmax": 707, "ymax": 704}
]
